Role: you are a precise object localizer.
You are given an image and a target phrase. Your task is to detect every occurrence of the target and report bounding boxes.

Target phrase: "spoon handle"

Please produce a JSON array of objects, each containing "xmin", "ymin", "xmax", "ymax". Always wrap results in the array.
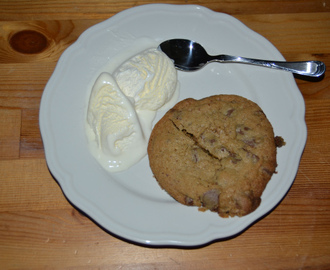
[{"xmin": 212, "ymin": 55, "xmax": 326, "ymax": 77}]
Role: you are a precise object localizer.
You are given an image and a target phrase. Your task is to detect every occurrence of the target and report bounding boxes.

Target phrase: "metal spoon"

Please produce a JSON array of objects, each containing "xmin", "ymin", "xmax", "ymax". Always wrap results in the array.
[{"xmin": 159, "ymin": 39, "xmax": 326, "ymax": 78}]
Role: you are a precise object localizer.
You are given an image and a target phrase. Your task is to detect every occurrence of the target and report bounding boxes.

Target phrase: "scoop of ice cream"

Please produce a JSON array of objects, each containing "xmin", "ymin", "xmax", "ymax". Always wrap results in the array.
[
  {"xmin": 87, "ymin": 72, "xmax": 147, "ymax": 171},
  {"xmin": 113, "ymin": 48, "xmax": 177, "ymax": 111},
  {"xmin": 86, "ymin": 46, "xmax": 178, "ymax": 173}
]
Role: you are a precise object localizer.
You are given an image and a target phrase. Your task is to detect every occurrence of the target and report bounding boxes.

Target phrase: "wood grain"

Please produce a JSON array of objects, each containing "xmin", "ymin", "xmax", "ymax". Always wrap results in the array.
[
  {"xmin": 0, "ymin": 206, "xmax": 329, "ymax": 269},
  {"xmin": 0, "ymin": 159, "xmax": 70, "ymax": 212},
  {"xmin": 0, "ymin": 0, "xmax": 329, "ymax": 269},
  {"xmin": 0, "ymin": 20, "xmax": 101, "ymax": 63},
  {"xmin": 0, "ymin": 0, "xmax": 329, "ymax": 21},
  {"xmin": 0, "ymin": 109, "xmax": 20, "ymax": 159}
]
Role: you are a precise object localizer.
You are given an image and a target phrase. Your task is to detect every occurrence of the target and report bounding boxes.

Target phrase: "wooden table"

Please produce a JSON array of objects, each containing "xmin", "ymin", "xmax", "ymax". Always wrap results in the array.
[{"xmin": 1, "ymin": 1, "xmax": 329, "ymax": 269}]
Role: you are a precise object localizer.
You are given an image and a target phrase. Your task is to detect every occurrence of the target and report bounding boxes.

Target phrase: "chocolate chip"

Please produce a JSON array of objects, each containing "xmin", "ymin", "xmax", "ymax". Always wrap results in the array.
[
  {"xmin": 220, "ymin": 147, "xmax": 228, "ymax": 153},
  {"xmin": 202, "ymin": 190, "xmax": 220, "ymax": 211},
  {"xmin": 229, "ymin": 152, "xmax": 242, "ymax": 164},
  {"xmin": 192, "ymin": 147, "xmax": 199, "ymax": 162},
  {"xmin": 243, "ymin": 138, "xmax": 257, "ymax": 148},
  {"xmin": 236, "ymin": 127, "xmax": 245, "ymax": 135},
  {"xmin": 236, "ymin": 125, "xmax": 250, "ymax": 135},
  {"xmin": 242, "ymin": 148, "xmax": 260, "ymax": 163},
  {"xmin": 185, "ymin": 196, "xmax": 194, "ymax": 205},
  {"xmin": 210, "ymin": 138, "xmax": 216, "ymax": 144},
  {"xmin": 226, "ymin": 108, "xmax": 235, "ymax": 116}
]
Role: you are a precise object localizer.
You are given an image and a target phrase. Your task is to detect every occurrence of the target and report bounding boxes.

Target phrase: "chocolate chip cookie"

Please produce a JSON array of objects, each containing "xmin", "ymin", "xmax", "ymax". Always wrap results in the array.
[{"xmin": 148, "ymin": 95, "xmax": 281, "ymax": 218}]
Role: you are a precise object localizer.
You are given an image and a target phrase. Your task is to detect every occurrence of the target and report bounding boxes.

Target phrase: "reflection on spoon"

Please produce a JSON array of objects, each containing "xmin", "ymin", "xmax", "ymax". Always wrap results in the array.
[{"xmin": 159, "ymin": 39, "xmax": 326, "ymax": 78}]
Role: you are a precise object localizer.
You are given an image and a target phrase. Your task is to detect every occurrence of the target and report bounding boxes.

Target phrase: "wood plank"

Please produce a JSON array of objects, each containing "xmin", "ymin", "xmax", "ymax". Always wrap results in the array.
[
  {"xmin": 20, "ymin": 109, "xmax": 44, "ymax": 158},
  {"xmin": 0, "ymin": 15, "xmax": 328, "ymax": 64},
  {"xmin": 0, "ymin": 204, "xmax": 328, "ymax": 269},
  {"xmin": 0, "ymin": 0, "xmax": 328, "ymax": 21},
  {"xmin": 297, "ymin": 71, "xmax": 330, "ymax": 100},
  {"xmin": 0, "ymin": 15, "xmax": 329, "ymax": 65},
  {"xmin": 0, "ymin": 63, "xmax": 53, "ymax": 110},
  {"xmin": 0, "ymin": 108, "xmax": 21, "ymax": 159},
  {"xmin": 0, "ymin": 159, "xmax": 70, "ymax": 212},
  {"xmin": 293, "ymin": 99, "xmax": 330, "ymax": 195},
  {"xmin": 236, "ymin": 13, "xmax": 330, "ymax": 55}
]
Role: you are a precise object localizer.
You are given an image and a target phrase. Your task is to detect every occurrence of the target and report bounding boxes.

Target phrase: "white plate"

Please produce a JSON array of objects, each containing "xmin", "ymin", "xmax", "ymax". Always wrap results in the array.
[{"xmin": 39, "ymin": 4, "xmax": 307, "ymax": 246}]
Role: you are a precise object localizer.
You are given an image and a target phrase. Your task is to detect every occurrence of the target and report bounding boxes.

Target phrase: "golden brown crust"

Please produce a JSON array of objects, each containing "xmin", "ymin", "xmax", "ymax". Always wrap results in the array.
[{"xmin": 148, "ymin": 95, "xmax": 278, "ymax": 217}]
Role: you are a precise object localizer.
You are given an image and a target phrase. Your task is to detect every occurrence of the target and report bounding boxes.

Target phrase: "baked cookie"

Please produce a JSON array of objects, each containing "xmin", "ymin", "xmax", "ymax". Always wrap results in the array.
[{"xmin": 148, "ymin": 95, "xmax": 281, "ymax": 217}]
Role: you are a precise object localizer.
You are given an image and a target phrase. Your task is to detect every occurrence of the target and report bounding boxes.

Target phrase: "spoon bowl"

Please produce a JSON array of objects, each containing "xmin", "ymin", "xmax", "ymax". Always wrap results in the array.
[{"xmin": 159, "ymin": 39, "xmax": 326, "ymax": 77}]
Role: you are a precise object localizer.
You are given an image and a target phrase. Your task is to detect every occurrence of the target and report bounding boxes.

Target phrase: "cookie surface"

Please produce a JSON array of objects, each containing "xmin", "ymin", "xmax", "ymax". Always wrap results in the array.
[{"xmin": 148, "ymin": 95, "xmax": 278, "ymax": 217}]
